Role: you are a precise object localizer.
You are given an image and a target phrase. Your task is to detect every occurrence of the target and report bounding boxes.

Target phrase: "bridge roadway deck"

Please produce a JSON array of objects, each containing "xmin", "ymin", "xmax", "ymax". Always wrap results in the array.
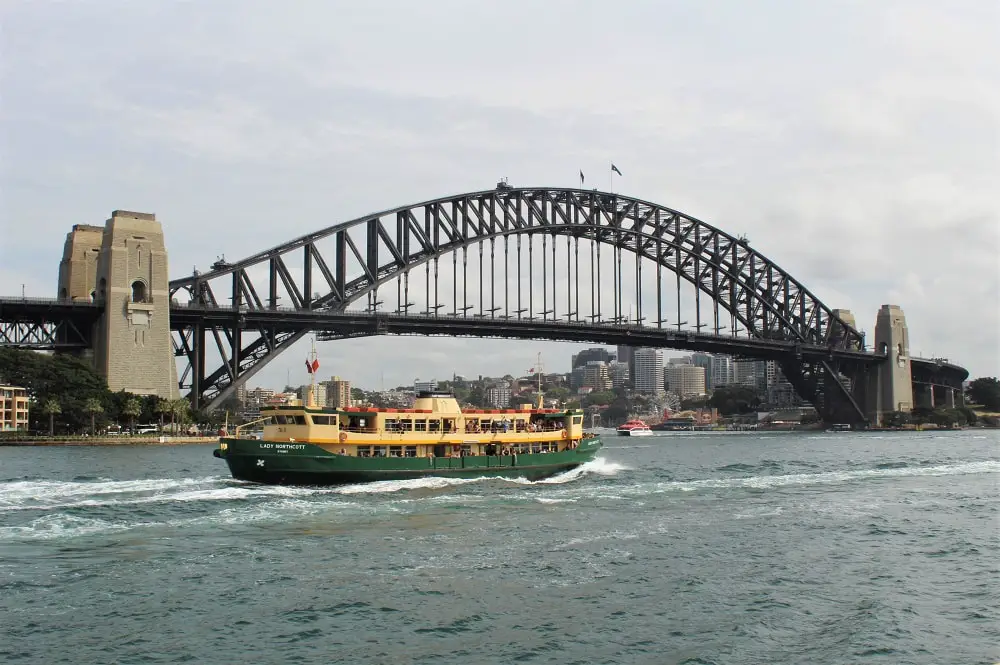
[
  {"xmin": 0, "ymin": 298, "xmax": 968, "ymax": 388},
  {"xmin": 169, "ymin": 303, "xmax": 879, "ymax": 364}
]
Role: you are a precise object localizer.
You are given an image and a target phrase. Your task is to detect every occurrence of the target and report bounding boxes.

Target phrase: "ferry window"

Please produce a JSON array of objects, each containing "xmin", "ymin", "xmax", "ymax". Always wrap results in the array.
[
  {"xmin": 372, "ymin": 446, "xmax": 387, "ymax": 457},
  {"xmin": 311, "ymin": 415, "xmax": 333, "ymax": 425},
  {"xmin": 400, "ymin": 419, "xmax": 413, "ymax": 431},
  {"xmin": 460, "ymin": 445, "xmax": 472, "ymax": 456},
  {"xmin": 274, "ymin": 415, "xmax": 289, "ymax": 425},
  {"xmin": 389, "ymin": 446, "xmax": 402, "ymax": 457},
  {"xmin": 428, "ymin": 420, "xmax": 440, "ymax": 432},
  {"xmin": 385, "ymin": 418, "xmax": 398, "ymax": 432},
  {"xmin": 404, "ymin": 446, "xmax": 417, "ymax": 457},
  {"xmin": 414, "ymin": 419, "xmax": 427, "ymax": 432},
  {"xmin": 531, "ymin": 443, "xmax": 542, "ymax": 454},
  {"xmin": 293, "ymin": 415, "xmax": 306, "ymax": 425},
  {"xmin": 357, "ymin": 446, "xmax": 371, "ymax": 457},
  {"xmin": 572, "ymin": 416, "xmax": 583, "ymax": 424}
]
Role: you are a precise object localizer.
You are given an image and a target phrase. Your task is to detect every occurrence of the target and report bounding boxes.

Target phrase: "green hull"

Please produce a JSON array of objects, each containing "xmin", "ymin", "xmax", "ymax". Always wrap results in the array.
[{"xmin": 214, "ymin": 436, "xmax": 603, "ymax": 485}]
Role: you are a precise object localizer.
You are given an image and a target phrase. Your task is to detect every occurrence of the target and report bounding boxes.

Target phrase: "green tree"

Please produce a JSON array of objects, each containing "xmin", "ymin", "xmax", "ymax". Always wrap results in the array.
[
  {"xmin": 709, "ymin": 385, "xmax": 761, "ymax": 415},
  {"xmin": 882, "ymin": 410, "xmax": 911, "ymax": 428},
  {"xmin": 154, "ymin": 398, "xmax": 173, "ymax": 429},
  {"xmin": 84, "ymin": 397, "xmax": 104, "ymax": 435},
  {"xmin": 41, "ymin": 399, "xmax": 62, "ymax": 436},
  {"xmin": 967, "ymin": 377, "xmax": 1000, "ymax": 410},
  {"xmin": 583, "ymin": 390, "xmax": 615, "ymax": 407},
  {"xmin": 122, "ymin": 395, "xmax": 142, "ymax": 433},
  {"xmin": 0, "ymin": 348, "xmax": 111, "ymax": 433},
  {"xmin": 170, "ymin": 398, "xmax": 190, "ymax": 432}
]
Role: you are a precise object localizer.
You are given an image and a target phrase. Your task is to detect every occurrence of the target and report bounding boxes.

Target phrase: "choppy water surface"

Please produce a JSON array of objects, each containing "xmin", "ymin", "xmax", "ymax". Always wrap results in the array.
[{"xmin": 1, "ymin": 431, "xmax": 997, "ymax": 664}]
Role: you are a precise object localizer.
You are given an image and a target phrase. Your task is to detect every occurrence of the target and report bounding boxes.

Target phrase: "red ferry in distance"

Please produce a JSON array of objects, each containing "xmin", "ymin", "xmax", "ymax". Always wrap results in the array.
[{"xmin": 616, "ymin": 419, "xmax": 653, "ymax": 437}]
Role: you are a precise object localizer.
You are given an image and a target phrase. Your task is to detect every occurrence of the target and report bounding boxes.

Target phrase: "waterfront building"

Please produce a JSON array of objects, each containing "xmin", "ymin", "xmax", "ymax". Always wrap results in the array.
[
  {"xmin": 325, "ymin": 376, "xmax": 351, "ymax": 409},
  {"xmin": 633, "ymin": 348, "xmax": 664, "ymax": 395},
  {"xmin": 240, "ymin": 387, "xmax": 276, "ymax": 421},
  {"xmin": 665, "ymin": 364, "xmax": 707, "ymax": 397},
  {"xmin": 0, "ymin": 385, "xmax": 29, "ymax": 431}
]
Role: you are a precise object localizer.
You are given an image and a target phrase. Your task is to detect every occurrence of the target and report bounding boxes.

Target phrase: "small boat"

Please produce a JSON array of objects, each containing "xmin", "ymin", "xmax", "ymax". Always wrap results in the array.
[
  {"xmin": 616, "ymin": 419, "xmax": 653, "ymax": 436},
  {"xmin": 214, "ymin": 391, "xmax": 603, "ymax": 485}
]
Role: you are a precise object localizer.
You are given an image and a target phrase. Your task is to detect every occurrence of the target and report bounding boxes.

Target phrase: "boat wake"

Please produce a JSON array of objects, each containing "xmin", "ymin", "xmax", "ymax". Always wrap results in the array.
[{"xmin": 654, "ymin": 459, "xmax": 1000, "ymax": 494}]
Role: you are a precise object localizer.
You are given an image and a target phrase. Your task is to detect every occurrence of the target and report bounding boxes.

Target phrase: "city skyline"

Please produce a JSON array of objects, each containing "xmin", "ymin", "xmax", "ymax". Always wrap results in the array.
[{"xmin": 3, "ymin": 1, "xmax": 997, "ymax": 389}]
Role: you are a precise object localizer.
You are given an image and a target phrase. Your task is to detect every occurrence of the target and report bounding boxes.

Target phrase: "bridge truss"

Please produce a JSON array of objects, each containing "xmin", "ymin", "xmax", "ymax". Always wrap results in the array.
[{"xmin": 169, "ymin": 187, "xmax": 872, "ymax": 422}]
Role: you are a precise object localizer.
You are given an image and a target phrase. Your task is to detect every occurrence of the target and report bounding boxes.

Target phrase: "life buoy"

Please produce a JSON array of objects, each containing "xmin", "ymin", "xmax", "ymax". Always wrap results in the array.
[
  {"xmin": 339, "ymin": 432, "xmax": 348, "ymax": 443},
  {"xmin": 561, "ymin": 429, "xmax": 569, "ymax": 439}
]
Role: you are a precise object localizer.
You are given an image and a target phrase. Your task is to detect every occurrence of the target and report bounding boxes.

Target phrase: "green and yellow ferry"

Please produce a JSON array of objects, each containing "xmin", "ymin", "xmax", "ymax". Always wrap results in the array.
[{"xmin": 214, "ymin": 391, "xmax": 603, "ymax": 485}]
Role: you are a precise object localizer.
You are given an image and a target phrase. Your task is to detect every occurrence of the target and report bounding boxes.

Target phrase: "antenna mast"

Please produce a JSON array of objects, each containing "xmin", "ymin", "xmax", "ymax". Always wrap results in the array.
[{"xmin": 535, "ymin": 351, "xmax": 544, "ymax": 408}]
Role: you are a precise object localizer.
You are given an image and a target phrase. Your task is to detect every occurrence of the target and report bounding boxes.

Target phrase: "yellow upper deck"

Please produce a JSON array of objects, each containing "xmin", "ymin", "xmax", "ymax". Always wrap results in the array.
[{"xmin": 254, "ymin": 391, "xmax": 585, "ymax": 446}]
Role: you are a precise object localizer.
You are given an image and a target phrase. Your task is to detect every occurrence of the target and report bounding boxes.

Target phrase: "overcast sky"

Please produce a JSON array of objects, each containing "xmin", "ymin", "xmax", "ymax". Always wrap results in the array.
[{"xmin": 2, "ymin": 0, "xmax": 997, "ymax": 390}]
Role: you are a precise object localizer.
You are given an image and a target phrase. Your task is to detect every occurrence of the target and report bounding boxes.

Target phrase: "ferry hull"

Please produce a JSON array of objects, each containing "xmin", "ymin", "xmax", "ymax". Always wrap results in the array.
[{"xmin": 215, "ymin": 436, "xmax": 603, "ymax": 485}]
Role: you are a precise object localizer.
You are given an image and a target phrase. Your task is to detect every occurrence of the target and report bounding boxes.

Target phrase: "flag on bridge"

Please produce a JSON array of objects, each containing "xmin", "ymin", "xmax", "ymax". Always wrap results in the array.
[
  {"xmin": 611, "ymin": 163, "xmax": 623, "ymax": 176},
  {"xmin": 579, "ymin": 170, "xmax": 585, "ymax": 186},
  {"xmin": 306, "ymin": 358, "xmax": 320, "ymax": 374}
]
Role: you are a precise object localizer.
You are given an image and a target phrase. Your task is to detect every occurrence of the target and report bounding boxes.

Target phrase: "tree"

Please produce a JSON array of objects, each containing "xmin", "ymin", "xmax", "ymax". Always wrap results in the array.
[
  {"xmin": 155, "ymin": 398, "xmax": 173, "ymax": 429},
  {"xmin": 882, "ymin": 410, "xmax": 911, "ymax": 428},
  {"xmin": 84, "ymin": 397, "xmax": 104, "ymax": 435},
  {"xmin": 41, "ymin": 399, "xmax": 62, "ymax": 436},
  {"xmin": 708, "ymin": 385, "xmax": 760, "ymax": 415},
  {"xmin": 967, "ymin": 377, "xmax": 1000, "ymax": 410},
  {"xmin": 170, "ymin": 398, "xmax": 190, "ymax": 432},
  {"xmin": 121, "ymin": 395, "xmax": 142, "ymax": 433}
]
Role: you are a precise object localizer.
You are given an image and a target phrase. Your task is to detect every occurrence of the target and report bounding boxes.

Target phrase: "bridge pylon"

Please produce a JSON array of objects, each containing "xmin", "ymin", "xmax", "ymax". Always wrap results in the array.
[
  {"xmin": 868, "ymin": 304, "xmax": 913, "ymax": 424},
  {"xmin": 70, "ymin": 211, "xmax": 179, "ymax": 400}
]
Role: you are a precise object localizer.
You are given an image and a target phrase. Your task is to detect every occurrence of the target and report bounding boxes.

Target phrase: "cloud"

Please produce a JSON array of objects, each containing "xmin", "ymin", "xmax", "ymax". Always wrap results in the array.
[{"xmin": 2, "ymin": 0, "xmax": 997, "ymax": 390}]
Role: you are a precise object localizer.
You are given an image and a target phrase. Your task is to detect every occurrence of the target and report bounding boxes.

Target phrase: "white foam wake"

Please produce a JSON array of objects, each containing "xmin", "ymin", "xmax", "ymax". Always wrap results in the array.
[{"xmin": 658, "ymin": 459, "xmax": 1000, "ymax": 493}]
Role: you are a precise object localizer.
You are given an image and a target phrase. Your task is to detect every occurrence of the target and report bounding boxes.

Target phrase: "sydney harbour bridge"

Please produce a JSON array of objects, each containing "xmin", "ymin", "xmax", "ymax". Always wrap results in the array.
[{"xmin": 0, "ymin": 185, "xmax": 968, "ymax": 425}]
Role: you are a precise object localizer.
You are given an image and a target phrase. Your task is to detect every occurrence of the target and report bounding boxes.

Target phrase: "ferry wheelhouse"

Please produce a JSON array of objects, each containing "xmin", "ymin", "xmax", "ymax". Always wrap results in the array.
[{"xmin": 214, "ymin": 391, "xmax": 603, "ymax": 485}]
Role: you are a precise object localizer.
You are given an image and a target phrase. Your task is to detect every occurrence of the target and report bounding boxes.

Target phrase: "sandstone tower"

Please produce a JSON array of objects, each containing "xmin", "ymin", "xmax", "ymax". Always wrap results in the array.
[
  {"xmin": 870, "ymin": 304, "xmax": 913, "ymax": 419},
  {"xmin": 91, "ymin": 211, "xmax": 179, "ymax": 399},
  {"xmin": 57, "ymin": 224, "xmax": 104, "ymax": 301}
]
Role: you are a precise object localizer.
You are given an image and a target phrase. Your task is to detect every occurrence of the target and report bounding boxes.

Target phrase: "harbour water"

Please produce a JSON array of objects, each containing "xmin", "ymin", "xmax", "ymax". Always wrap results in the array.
[{"xmin": 1, "ymin": 430, "xmax": 997, "ymax": 664}]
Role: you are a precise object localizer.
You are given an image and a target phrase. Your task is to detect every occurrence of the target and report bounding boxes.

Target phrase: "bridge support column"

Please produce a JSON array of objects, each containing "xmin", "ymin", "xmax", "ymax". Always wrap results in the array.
[
  {"xmin": 91, "ymin": 211, "xmax": 179, "ymax": 400},
  {"xmin": 867, "ymin": 305, "xmax": 913, "ymax": 425}
]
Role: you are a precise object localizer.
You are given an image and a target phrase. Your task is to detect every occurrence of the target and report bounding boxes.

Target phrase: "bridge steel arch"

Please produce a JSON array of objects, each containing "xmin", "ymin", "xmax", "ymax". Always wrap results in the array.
[{"xmin": 169, "ymin": 187, "xmax": 871, "ymax": 421}]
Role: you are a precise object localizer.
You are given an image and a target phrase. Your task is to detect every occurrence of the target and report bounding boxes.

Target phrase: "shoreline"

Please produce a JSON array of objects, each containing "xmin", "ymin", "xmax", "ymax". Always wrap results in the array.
[{"xmin": 0, "ymin": 436, "xmax": 220, "ymax": 447}]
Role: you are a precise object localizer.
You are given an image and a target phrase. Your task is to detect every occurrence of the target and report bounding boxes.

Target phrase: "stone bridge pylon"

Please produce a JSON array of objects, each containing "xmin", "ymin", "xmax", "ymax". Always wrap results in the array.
[{"xmin": 57, "ymin": 211, "xmax": 178, "ymax": 399}]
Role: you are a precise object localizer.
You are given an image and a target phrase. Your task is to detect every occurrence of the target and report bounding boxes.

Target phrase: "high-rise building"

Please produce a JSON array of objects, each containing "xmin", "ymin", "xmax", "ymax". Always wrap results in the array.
[
  {"xmin": 617, "ymin": 345, "xmax": 636, "ymax": 383},
  {"xmin": 298, "ymin": 383, "xmax": 327, "ymax": 408},
  {"xmin": 735, "ymin": 359, "xmax": 758, "ymax": 388},
  {"xmin": 711, "ymin": 354, "xmax": 735, "ymax": 389},
  {"xmin": 609, "ymin": 362, "xmax": 630, "ymax": 388},
  {"xmin": 325, "ymin": 376, "xmax": 351, "ymax": 409},
  {"xmin": 582, "ymin": 361, "xmax": 612, "ymax": 391},
  {"xmin": 414, "ymin": 378, "xmax": 438, "ymax": 393},
  {"xmin": 485, "ymin": 382, "xmax": 512, "ymax": 408},
  {"xmin": 571, "ymin": 347, "xmax": 615, "ymax": 370},
  {"xmin": 691, "ymin": 353, "xmax": 713, "ymax": 389},
  {"xmin": 633, "ymin": 348, "xmax": 664, "ymax": 395},
  {"xmin": 665, "ymin": 364, "xmax": 707, "ymax": 396},
  {"xmin": 0, "ymin": 385, "xmax": 29, "ymax": 431}
]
